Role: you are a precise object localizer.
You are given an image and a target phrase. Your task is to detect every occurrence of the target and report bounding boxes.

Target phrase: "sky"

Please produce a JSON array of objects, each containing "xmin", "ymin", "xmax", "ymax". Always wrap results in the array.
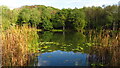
[{"xmin": 0, "ymin": 0, "xmax": 119, "ymax": 9}]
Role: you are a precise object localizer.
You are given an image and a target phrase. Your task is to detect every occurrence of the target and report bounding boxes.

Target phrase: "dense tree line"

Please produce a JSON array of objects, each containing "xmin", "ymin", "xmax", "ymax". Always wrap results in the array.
[
  {"xmin": 1, "ymin": 5, "xmax": 119, "ymax": 31},
  {"xmin": 84, "ymin": 5, "xmax": 119, "ymax": 30}
]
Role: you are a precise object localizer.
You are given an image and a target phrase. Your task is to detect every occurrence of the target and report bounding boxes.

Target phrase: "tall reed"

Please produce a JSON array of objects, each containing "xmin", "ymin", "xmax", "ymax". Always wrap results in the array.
[
  {"xmin": 2, "ymin": 25, "xmax": 39, "ymax": 66},
  {"xmin": 88, "ymin": 30, "xmax": 120, "ymax": 66}
]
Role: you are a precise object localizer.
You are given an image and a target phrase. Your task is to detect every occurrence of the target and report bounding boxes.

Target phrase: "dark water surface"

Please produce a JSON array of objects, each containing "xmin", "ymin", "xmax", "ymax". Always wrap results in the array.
[{"xmin": 29, "ymin": 31, "xmax": 120, "ymax": 66}]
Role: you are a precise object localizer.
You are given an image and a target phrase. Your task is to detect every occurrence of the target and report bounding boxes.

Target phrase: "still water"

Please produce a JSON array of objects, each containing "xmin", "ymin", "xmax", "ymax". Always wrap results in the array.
[
  {"xmin": 29, "ymin": 31, "xmax": 120, "ymax": 66},
  {"xmin": 37, "ymin": 50, "xmax": 88, "ymax": 66}
]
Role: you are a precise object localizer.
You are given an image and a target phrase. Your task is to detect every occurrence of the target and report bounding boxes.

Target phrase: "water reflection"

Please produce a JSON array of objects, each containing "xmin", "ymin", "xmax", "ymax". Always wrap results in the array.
[
  {"xmin": 38, "ymin": 50, "xmax": 88, "ymax": 66},
  {"xmin": 35, "ymin": 31, "xmax": 120, "ymax": 66},
  {"xmin": 38, "ymin": 31, "xmax": 90, "ymax": 53}
]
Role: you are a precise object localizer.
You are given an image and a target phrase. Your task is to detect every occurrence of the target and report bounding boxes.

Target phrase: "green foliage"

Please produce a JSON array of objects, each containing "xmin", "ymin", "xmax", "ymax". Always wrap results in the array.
[
  {"xmin": 1, "ymin": 6, "xmax": 21, "ymax": 30},
  {"xmin": 71, "ymin": 8, "xmax": 86, "ymax": 31},
  {"xmin": 42, "ymin": 19, "xmax": 53, "ymax": 30},
  {"xmin": 17, "ymin": 8, "xmax": 31, "ymax": 25},
  {"xmin": 52, "ymin": 8, "xmax": 87, "ymax": 31},
  {"xmin": 52, "ymin": 9, "xmax": 67, "ymax": 29},
  {"xmin": 84, "ymin": 5, "xmax": 119, "ymax": 30},
  {"xmin": 1, "ymin": 6, "xmax": 14, "ymax": 29},
  {"xmin": 29, "ymin": 8, "xmax": 42, "ymax": 27},
  {"xmin": 1, "ymin": 5, "xmax": 119, "ymax": 31}
]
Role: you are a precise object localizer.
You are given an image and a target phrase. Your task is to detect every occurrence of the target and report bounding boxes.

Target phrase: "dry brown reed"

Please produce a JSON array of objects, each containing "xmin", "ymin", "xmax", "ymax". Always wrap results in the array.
[
  {"xmin": 89, "ymin": 45, "xmax": 120, "ymax": 66},
  {"xmin": 88, "ymin": 30, "xmax": 120, "ymax": 66},
  {"xmin": 2, "ymin": 25, "xmax": 38, "ymax": 66}
]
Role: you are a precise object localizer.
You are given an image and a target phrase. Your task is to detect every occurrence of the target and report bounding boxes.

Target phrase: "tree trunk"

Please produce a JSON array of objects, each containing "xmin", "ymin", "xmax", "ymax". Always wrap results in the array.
[
  {"xmin": 63, "ymin": 25, "xmax": 65, "ymax": 31},
  {"xmin": 63, "ymin": 25, "xmax": 65, "ymax": 36},
  {"xmin": 113, "ymin": 22, "xmax": 115, "ymax": 30}
]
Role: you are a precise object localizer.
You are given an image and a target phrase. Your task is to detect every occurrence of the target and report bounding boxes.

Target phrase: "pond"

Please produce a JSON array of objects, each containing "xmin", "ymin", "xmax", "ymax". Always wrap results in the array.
[{"xmin": 29, "ymin": 31, "xmax": 120, "ymax": 66}]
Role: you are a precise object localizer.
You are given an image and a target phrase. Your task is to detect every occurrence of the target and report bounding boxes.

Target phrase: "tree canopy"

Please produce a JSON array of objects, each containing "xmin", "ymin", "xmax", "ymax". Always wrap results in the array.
[{"xmin": 1, "ymin": 5, "xmax": 119, "ymax": 31}]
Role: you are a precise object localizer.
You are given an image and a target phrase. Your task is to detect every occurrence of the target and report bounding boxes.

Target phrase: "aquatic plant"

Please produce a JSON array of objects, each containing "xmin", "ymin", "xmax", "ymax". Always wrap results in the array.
[
  {"xmin": 2, "ymin": 25, "xmax": 39, "ymax": 66},
  {"xmin": 88, "ymin": 30, "xmax": 120, "ymax": 66}
]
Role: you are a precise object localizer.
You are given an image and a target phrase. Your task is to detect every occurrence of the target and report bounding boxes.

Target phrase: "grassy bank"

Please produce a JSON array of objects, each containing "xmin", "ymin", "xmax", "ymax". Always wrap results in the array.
[
  {"xmin": 50, "ymin": 29, "xmax": 63, "ymax": 32},
  {"xmin": 2, "ymin": 25, "xmax": 39, "ymax": 66}
]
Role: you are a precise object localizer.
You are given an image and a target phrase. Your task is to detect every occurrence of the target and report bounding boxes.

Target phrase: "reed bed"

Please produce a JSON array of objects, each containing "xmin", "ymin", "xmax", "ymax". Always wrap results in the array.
[
  {"xmin": 2, "ymin": 25, "xmax": 39, "ymax": 66},
  {"xmin": 89, "ymin": 45, "xmax": 120, "ymax": 66},
  {"xmin": 87, "ymin": 30, "xmax": 119, "ymax": 46},
  {"xmin": 88, "ymin": 30, "xmax": 120, "ymax": 66}
]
